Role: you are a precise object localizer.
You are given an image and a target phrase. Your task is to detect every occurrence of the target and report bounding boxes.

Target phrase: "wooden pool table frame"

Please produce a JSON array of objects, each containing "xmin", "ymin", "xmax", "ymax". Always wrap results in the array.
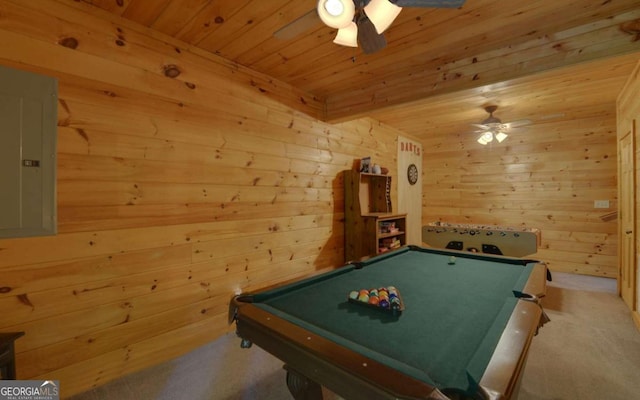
[{"xmin": 229, "ymin": 247, "xmax": 547, "ymax": 400}]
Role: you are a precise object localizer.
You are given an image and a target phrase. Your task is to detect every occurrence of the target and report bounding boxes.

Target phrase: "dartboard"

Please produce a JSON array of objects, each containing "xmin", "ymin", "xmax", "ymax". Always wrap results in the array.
[{"xmin": 407, "ymin": 164, "xmax": 418, "ymax": 185}]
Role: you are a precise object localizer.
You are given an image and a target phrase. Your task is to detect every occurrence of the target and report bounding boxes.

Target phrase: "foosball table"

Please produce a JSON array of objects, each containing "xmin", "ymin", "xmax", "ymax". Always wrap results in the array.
[{"xmin": 422, "ymin": 222, "xmax": 541, "ymax": 257}]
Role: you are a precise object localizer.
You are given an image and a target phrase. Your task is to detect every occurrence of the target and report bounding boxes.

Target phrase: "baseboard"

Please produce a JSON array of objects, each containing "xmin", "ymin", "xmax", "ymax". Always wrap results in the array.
[{"xmin": 633, "ymin": 311, "xmax": 640, "ymax": 333}]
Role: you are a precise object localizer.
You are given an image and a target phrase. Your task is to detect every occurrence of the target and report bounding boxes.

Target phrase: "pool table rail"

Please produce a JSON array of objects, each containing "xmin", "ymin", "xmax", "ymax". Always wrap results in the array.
[
  {"xmin": 477, "ymin": 300, "xmax": 543, "ymax": 400},
  {"xmin": 519, "ymin": 262, "xmax": 548, "ymax": 301},
  {"xmin": 230, "ymin": 296, "xmax": 451, "ymax": 400}
]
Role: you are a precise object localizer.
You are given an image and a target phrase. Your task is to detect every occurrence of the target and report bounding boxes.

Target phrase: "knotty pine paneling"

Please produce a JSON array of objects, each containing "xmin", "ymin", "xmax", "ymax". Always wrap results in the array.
[
  {"xmin": 423, "ymin": 112, "xmax": 619, "ymax": 278},
  {"xmin": 0, "ymin": 0, "xmax": 401, "ymax": 396}
]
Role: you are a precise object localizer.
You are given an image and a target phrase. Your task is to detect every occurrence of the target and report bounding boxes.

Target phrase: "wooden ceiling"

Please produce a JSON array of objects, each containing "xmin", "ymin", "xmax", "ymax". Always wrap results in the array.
[{"xmin": 81, "ymin": 0, "xmax": 640, "ymax": 140}]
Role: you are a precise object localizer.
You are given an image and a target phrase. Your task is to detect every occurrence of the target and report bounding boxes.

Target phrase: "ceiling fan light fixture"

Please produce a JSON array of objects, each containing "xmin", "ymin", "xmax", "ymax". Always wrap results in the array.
[
  {"xmin": 317, "ymin": 0, "xmax": 355, "ymax": 29},
  {"xmin": 324, "ymin": 0, "xmax": 344, "ymax": 15},
  {"xmin": 333, "ymin": 21, "xmax": 358, "ymax": 47},
  {"xmin": 364, "ymin": 0, "xmax": 402, "ymax": 34},
  {"xmin": 477, "ymin": 131, "xmax": 493, "ymax": 145},
  {"xmin": 495, "ymin": 131, "xmax": 508, "ymax": 143}
]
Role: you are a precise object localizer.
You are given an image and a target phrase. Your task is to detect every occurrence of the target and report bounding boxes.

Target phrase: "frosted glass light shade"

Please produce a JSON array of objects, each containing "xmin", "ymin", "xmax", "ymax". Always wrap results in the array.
[
  {"xmin": 477, "ymin": 132, "xmax": 493, "ymax": 145},
  {"xmin": 364, "ymin": 0, "xmax": 402, "ymax": 34},
  {"xmin": 495, "ymin": 131, "xmax": 508, "ymax": 143},
  {"xmin": 333, "ymin": 22, "xmax": 358, "ymax": 47},
  {"xmin": 317, "ymin": 0, "xmax": 355, "ymax": 29}
]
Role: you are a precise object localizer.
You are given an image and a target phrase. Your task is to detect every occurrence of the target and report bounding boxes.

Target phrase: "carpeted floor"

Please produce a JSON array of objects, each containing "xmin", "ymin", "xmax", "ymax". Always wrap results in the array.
[
  {"xmin": 519, "ymin": 273, "xmax": 640, "ymax": 400},
  {"xmin": 69, "ymin": 272, "xmax": 640, "ymax": 400}
]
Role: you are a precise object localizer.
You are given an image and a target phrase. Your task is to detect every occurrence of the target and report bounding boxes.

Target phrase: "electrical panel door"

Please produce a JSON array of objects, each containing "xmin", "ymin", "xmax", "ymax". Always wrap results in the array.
[{"xmin": 0, "ymin": 65, "xmax": 57, "ymax": 238}]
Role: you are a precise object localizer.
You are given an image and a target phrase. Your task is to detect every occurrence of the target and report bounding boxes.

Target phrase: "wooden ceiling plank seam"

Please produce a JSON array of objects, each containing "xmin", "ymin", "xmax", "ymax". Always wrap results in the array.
[
  {"xmin": 256, "ymin": 28, "xmax": 355, "ymax": 88},
  {"xmin": 194, "ymin": 0, "xmax": 290, "ymax": 55},
  {"xmin": 122, "ymin": 0, "xmax": 174, "ymax": 27},
  {"xmin": 250, "ymin": 24, "xmax": 337, "ymax": 76},
  {"xmin": 174, "ymin": 0, "xmax": 252, "ymax": 45},
  {"xmin": 231, "ymin": 3, "xmax": 325, "ymax": 66},
  {"xmin": 80, "ymin": 0, "xmax": 131, "ymax": 16},
  {"xmin": 217, "ymin": 0, "xmax": 319, "ymax": 62},
  {"xmin": 150, "ymin": 0, "xmax": 212, "ymax": 37}
]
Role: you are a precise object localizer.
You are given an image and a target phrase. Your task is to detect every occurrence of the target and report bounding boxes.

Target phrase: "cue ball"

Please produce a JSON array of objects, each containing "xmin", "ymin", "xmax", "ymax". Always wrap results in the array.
[{"xmin": 448, "ymin": 256, "xmax": 456, "ymax": 265}]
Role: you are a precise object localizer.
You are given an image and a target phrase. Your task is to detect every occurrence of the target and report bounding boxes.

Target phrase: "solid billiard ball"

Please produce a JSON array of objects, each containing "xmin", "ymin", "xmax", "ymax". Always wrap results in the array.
[
  {"xmin": 358, "ymin": 294, "xmax": 369, "ymax": 303},
  {"xmin": 379, "ymin": 299, "xmax": 389, "ymax": 308},
  {"xmin": 368, "ymin": 296, "xmax": 379, "ymax": 305}
]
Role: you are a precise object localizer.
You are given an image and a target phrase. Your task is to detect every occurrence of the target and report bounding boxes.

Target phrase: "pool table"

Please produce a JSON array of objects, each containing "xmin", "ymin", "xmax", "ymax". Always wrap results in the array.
[{"xmin": 229, "ymin": 245, "xmax": 548, "ymax": 400}]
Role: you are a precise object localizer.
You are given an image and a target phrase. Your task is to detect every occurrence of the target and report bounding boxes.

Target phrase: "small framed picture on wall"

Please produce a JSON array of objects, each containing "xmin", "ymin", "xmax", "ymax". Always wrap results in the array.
[{"xmin": 360, "ymin": 157, "xmax": 371, "ymax": 173}]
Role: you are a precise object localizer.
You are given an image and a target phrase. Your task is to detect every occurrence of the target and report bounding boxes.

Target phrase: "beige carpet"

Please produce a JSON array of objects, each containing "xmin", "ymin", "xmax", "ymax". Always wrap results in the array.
[
  {"xmin": 69, "ymin": 272, "xmax": 640, "ymax": 400},
  {"xmin": 519, "ymin": 273, "xmax": 640, "ymax": 400}
]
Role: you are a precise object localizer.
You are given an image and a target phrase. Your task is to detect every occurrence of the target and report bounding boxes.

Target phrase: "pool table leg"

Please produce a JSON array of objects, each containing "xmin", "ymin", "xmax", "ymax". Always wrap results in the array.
[{"xmin": 285, "ymin": 366, "xmax": 324, "ymax": 400}]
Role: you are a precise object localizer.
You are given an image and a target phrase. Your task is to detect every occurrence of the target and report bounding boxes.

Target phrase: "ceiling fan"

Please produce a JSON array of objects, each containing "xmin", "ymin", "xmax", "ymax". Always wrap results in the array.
[
  {"xmin": 472, "ymin": 105, "xmax": 532, "ymax": 145},
  {"xmin": 276, "ymin": 0, "xmax": 466, "ymax": 54}
]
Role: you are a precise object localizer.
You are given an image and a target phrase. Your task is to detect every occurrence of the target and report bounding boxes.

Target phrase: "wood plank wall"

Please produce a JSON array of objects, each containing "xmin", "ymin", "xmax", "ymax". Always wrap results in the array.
[
  {"xmin": 422, "ymin": 108, "xmax": 619, "ymax": 277},
  {"xmin": 0, "ymin": 0, "xmax": 401, "ymax": 396}
]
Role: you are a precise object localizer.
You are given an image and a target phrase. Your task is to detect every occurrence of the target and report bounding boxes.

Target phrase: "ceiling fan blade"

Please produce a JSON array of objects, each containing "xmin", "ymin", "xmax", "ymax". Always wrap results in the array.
[
  {"xmin": 504, "ymin": 119, "xmax": 532, "ymax": 128},
  {"xmin": 538, "ymin": 112, "xmax": 566, "ymax": 121},
  {"xmin": 471, "ymin": 123, "xmax": 490, "ymax": 129},
  {"xmin": 357, "ymin": 13, "xmax": 386, "ymax": 54},
  {"xmin": 395, "ymin": 0, "xmax": 467, "ymax": 7},
  {"xmin": 274, "ymin": 9, "xmax": 320, "ymax": 40}
]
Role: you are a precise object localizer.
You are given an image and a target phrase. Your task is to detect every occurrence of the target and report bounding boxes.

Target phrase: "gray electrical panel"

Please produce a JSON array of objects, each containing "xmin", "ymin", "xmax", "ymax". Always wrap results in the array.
[{"xmin": 0, "ymin": 65, "xmax": 57, "ymax": 238}]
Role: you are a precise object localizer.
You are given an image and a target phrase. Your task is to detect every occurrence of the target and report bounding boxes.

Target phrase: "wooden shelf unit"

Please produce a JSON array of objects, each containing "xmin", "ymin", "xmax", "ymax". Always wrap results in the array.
[{"xmin": 344, "ymin": 170, "xmax": 407, "ymax": 262}]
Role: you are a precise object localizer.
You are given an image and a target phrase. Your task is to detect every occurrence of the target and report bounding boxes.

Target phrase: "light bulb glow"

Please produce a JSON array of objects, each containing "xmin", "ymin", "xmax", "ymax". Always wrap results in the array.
[
  {"xmin": 477, "ymin": 132, "xmax": 493, "ymax": 145},
  {"xmin": 324, "ymin": 0, "xmax": 344, "ymax": 16},
  {"xmin": 317, "ymin": 0, "xmax": 355, "ymax": 29}
]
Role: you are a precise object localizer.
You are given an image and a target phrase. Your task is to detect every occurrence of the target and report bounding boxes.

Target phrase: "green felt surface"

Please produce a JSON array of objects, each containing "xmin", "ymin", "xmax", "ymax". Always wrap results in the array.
[{"xmin": 254, "ymin": 247, "xmax": 536, "ymax": 393}]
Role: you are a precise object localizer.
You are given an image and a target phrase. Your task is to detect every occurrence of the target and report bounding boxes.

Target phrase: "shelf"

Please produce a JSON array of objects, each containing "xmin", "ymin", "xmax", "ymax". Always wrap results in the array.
[
  {"xmin": 378, "ymin": 231, "xmax": 405, "ymax": 239},
  {"xmin": 376, "ymin": 215, "xmax": 406, "ymax": 254},
  {"xmin": 344, "ymin": 169, "xmax": 406, "ymax": 262}
]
